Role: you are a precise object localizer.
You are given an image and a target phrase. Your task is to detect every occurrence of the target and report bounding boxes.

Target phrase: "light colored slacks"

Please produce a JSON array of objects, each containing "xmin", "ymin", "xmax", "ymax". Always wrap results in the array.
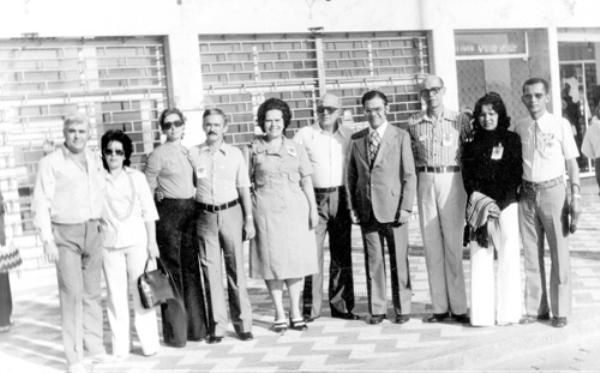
[
  {"xmin": 470, "ymin": 203, "xmax": 521, "ymax": 326},
  {"xmin": 103, "ymin": 244, "xmax": 159, "ymax": 357},
  {"xmin": 417, "ymin": 171, "xmax": 468, "ymax": 315},
  {"xmin": 519, "ymin": 181, "xmax": 571, "ymax": 318},
  {"xmin": 197, "ymin": 204, "xmax": 253, "ymax": 337},
  {"xmin": 53, "ymin": 220, "xmax": 105, "ymax": 365}
]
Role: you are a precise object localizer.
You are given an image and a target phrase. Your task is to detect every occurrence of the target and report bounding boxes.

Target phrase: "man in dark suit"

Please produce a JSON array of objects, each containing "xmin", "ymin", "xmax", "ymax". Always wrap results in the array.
[{"xmin": 346, "ymin": 90, "xmax": 417, "ymax": 324}]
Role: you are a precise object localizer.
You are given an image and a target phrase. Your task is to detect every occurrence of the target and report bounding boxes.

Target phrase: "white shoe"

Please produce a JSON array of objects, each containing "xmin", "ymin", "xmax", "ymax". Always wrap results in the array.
[
  {"xmin": 86, "ymin": 353, "xmax": 115, "ymax": 364},
  {"xmin": 67, "ymin": 362, "xmax": 88, "ymax": 373}
]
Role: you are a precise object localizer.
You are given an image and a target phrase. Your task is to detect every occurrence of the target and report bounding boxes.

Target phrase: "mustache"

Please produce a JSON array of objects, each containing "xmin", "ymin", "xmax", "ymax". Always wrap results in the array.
[{"xmin": 208, "ymin": 131, "xmax": 217, "ymax": 136}]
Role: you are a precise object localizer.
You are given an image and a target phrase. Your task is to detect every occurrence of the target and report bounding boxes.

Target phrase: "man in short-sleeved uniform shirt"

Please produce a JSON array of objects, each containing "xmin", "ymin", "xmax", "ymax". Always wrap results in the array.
[{"xmin": 514, "ymin": 78, "xmax": 581, "ymax": 328}]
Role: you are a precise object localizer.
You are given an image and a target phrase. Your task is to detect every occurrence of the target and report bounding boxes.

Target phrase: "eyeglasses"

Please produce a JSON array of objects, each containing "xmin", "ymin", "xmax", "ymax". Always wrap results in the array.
[
  {"xmin": 317, "ymin": 106, "xmax": 339, "ymax": 114},
  {"xmin": 103, "ymin": 149, "xmax": 125, "ymax": 156},
  {"xmin": 420, "ymin": 87, "xmax": 443, "ymax": 96},
  {"xmin": 161, "ymin": 120, "xmax": 184, "ymax": 129}
]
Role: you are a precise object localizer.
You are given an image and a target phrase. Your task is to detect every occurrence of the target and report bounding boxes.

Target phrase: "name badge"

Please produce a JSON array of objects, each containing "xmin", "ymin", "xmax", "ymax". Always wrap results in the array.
[
  {"xmin": 196, "ymin": 166, "xmax": 207, "ymax": 178},
  {"xmin": 491, "ymin": 143, "xmax": 504, "ymax": 160},
  {"xmin": 442, "ymin": 134, "xmax": 453, "ymax": 147}
]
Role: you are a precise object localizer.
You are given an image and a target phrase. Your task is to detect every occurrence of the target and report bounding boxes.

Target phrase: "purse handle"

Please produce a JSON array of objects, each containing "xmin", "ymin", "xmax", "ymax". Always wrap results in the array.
[{"xmin": 144, "ymin": 256, "xmax": 167, "ymax": 275}]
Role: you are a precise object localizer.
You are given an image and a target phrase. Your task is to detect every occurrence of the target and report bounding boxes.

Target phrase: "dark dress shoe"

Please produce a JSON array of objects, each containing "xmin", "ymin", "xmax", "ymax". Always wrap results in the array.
[
  {"xmin": 551, "ymin": 317, "xmax": 567, "ymax": 328},
  {"xmin": 206, "ymin": 335, "xmax": 223, "ymax": 344},
  {"xmin": 423, "ymin": 312, "xmax": 450, "ymax": 323},
  {"xmin": 394, "ymin": 314, "xmax": 410, "ymax": 324},
  {"xmin": 238, "ymin": 332, "xmax": 254, "ymax": 341},
  {"xmin": 332, "ymin": 312, "xmax": 360, "ymax": 321},
  {"xmin": 452, "ymin": 314, "xmax": 470, "ymax": 324},
  {"xmin": 303, "ymin": 315, "xmax": 319, "ymax": 323},
  {"xmin": 369, "ymin": 314, "xmax": 386, "ymax": 324},
  {"xmin": 519, "ymin": 313, "xmax": 550, "ymax": 324}
]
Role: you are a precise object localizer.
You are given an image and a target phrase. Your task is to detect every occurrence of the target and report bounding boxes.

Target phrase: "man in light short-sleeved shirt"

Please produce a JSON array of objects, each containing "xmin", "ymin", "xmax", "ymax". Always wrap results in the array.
[
  {"xmin": 189, "ymin": 108, "xmax": 254, "ymax": 343},
  {"xmin": 293, "ymin": 93, "xmax": 358, "ymax": 322},
  {"xmin": 514, "ymin": 77, "xmax": 582, "ymax": 328}
]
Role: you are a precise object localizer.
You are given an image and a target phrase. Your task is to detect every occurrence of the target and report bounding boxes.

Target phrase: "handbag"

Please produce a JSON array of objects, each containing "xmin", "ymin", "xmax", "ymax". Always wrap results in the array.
[
  {"xmin": 137, "ymin": 257, "xmax": 178, "ymax": 309},
  {"xmin": 0, "ymin": 241, "xmax": 22, "ymax": 273}
]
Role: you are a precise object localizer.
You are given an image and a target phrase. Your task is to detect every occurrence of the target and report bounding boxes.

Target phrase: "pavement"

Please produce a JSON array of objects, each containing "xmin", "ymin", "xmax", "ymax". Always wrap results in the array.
[{"xmin": 1, "ymin": 178, "xmax": 600, "ymax": 373}]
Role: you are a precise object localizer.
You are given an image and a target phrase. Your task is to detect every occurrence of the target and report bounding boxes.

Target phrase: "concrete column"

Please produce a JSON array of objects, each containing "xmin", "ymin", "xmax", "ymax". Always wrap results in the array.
[
  {"xmin": 418, "ymin": 0, "xmax": 459, "ymax": 110},
  {"xmin": 547, "ymin": 26, "xmax": 561, "ymax": 114},
  {"xmin": 165, "ymin": 3, "xmax": 206, "ymax": 148}
]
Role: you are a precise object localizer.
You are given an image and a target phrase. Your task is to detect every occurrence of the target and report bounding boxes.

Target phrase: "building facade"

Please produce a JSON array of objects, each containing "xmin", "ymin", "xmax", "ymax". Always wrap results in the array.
[{"xmin": 1, "ymin": 0, "xmax": 599, "ymax": 267}]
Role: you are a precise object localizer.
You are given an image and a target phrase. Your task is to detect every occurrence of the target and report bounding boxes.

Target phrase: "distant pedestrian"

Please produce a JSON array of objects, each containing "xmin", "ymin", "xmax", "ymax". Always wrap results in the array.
[
  {"xmin": 294, "ymin": 93, "xmax": 358, "ymax": 323},
  {"xmin": 100, "ymin": 130, "xmax": 160, "ymax": 358},
  {"xmin": 461, "ymin": 92, "xmax": 523, "ymax": 326},
  {"xmin": 190, "ymin": 108, "xmax": 254, "ymax": 344},
  {"xmin": 408, "ymin": 74, "xmax": 471, "ymax": 324},
  {"xmin": 514, "ymin": 77, "xmax": 582, "ymax": 328},
  {"xmin": 145, "ymin": 108, "xmax": 209, "ymax": 347},
  {"xmin": 346, "ymin": 90, "xmax": 416, "ymax": 325},
  {"xmin": 249, "ymin": 98, "xmax": 319, "ymax": 333},
  {"xmin": 582, "ymin": 104, "xmax": 600, "ymax": 195},
  {"xmin": 33, "ymin": 113, "xmax": 109, "ymax": 373},
  {"xmin": 0, "ymin": 191, "xmax": 13, "ymax": 333}
]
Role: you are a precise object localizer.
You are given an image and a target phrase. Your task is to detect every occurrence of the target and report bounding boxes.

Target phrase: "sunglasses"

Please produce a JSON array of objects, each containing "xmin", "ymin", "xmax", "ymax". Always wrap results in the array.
[
  {"xmin": 317, "ymin": 106, "xmax": 339, "ymax": 114},
  {"xmin": 103, "ymin": 149, "xmax": 125, "ymax": 156},
  {"xmin": 161, "ymin": 120, "xmax": 184, "ymax": 129}
]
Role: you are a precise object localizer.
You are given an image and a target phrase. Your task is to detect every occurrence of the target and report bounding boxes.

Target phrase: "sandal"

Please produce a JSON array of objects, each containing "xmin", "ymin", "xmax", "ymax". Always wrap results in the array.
[
  {"xmin": 289, "ymin": 318, "xmax": 308, "ymax": 331},
  {"xmin": 272, "ymin": 320, "xmax": 288, "ymax": 333}
]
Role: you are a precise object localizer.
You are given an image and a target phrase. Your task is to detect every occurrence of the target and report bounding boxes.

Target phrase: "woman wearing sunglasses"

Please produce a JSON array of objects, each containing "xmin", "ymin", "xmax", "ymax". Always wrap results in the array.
[
  {"xmin": 100, "ymin": 130, "xmax": 160, "ymax": 358},
  {"xmin": 144, "ymin": 108, "xmax": 208, "ymax": 346}
]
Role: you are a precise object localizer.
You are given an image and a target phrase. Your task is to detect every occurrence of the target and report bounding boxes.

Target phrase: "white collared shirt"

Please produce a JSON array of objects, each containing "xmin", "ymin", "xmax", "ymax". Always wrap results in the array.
[
  {"xmin": 33, "ymin": 145, "xmax": 106, "ymax": 242},
  {"xmin": 293, "ymin": 123, "xmax": 353, "ymax": 188},
  {"xmin": 103, "ymin": 167, "xmax": 158, "ymax": 249},
  {"xmin": 189, "ymin": 141, "xmax": 250, "ymax": 205},
  {"xmin": 582, "ymin": 117, "xmax": 600, "ymax": 159},
  {"xmin": 514, "ymin": 111, "xmax": 579, "ymax": 182}
]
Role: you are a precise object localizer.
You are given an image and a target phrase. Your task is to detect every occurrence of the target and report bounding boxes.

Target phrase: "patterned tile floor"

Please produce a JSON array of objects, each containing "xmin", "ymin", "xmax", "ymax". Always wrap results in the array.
[{"xmin": 2, "ymin": 178, "xmax": 600, "ymax": 372}]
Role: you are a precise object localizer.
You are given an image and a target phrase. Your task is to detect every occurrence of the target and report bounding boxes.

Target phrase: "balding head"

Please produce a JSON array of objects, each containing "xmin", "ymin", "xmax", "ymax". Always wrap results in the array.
[
  {"xmin": 419, "ymin": 74, "xmax": 446, "ymax": 114},
  {"xmin": 317, "ymin": 93, "xmax": 342, "ymax": 130}
]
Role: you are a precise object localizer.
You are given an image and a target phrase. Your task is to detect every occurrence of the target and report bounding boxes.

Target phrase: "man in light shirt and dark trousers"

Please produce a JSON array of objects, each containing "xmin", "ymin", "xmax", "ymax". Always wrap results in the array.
[
  {"xmin": 190, "ymin": 108, "xmax": 255, "ymax": 343},
  {"xmin": 294, "ymin": 93, "xmax": 358, "ymax": 322},
  {"xmin": 33, "ymin": 113, "xmax": 108, "ymax": 373},
  {"xmin": 514, "ymin": 77, "xmax": 582, "ymax": 328}
]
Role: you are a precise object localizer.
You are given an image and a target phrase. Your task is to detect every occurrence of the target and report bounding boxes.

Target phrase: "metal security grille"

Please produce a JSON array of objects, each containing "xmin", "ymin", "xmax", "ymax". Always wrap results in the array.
[
  {"xmin": 0, "ymin": 37, "xmax": 168, "ymax": 266},
  {"xmin": 199, "ymin": 32, "xmax": 429, "ymax": 142}
]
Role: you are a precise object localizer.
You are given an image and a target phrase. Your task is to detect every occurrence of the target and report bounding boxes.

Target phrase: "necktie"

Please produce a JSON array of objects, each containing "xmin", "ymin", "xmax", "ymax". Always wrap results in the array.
[{"xmin": 369, "ymin": 130, "xmax": 381, "ymax": 165}]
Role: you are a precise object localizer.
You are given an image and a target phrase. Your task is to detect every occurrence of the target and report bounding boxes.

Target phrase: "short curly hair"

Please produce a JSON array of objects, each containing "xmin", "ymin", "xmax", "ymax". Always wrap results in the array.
[
  {"xmin": 101, "ymin": 129, "xmax": 133, "ymax": 170},
  {"xmin": 256, "ymin": 98, "xmax": 292, "ymax": 132}
]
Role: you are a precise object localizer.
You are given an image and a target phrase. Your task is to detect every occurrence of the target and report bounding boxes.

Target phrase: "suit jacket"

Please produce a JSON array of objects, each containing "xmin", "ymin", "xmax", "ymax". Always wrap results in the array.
[{"xmin": 346, "ymin": 124, "xmax": 417, "ymax": 224}]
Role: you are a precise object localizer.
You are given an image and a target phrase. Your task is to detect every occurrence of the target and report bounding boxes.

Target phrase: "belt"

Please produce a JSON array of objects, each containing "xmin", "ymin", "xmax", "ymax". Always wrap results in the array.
[
  {"xmin": 416, "ymin": 165, "xmax": 460, "ymax": 173},
  {"xmin": 522, "ymin": 176, "xmax": 563, "ymax": 190},
  {"xmin": 197, "ymin": 199, "xmax": 239, "ymax": 212},
  {"xmin": 314, "ymin": 186, "xmax": 344, "ymax": 193}
]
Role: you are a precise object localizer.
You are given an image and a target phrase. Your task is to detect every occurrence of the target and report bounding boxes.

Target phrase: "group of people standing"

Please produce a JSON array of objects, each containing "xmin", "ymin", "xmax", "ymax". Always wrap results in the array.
[{"xmin": 30, "ymin": 73, "xmax": 582, "ymax": 373}]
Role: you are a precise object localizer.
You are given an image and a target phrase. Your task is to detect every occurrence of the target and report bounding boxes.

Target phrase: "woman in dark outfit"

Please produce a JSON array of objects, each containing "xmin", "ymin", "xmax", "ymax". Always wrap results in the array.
[
  {"xmin": 145, "ymin": 108, "xmax": 208, "ymax": 346},
  {"xmin": 461, "ymin": 93, "xmax": 523, "ymax": 326}
]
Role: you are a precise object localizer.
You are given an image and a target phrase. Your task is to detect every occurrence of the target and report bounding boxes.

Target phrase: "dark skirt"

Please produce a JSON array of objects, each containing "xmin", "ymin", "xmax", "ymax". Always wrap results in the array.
[{"xmin": 0, "ymin": 272, "xmax": 12, "ymax": 327}]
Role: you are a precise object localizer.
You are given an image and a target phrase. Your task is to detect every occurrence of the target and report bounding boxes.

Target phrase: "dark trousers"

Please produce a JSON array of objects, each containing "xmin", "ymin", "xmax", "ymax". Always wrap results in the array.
[
  {"xmin": 360, "ymin": 219, "xmax": 411, "ymax": 316},
  {"xmin": 156, "ymin": 198, "xmax": 208, "ymax": 346},
  {"xmin": 0, "ymin": 272, "xmax": 11, "ymax": 327},
  {"xmin": 303, "ymin": 188, "xmax": 355, "ymax": 319}
]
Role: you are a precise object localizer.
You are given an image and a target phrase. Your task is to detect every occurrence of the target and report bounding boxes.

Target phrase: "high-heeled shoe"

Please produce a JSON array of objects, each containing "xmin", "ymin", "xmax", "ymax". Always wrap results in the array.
[
  {"xmin": 289, "ymin": 318, "xmax": 308, "ymax": 331},
  {"xmin": 272, "ymin": 320, "xmax": 288, "ymax": 333}
]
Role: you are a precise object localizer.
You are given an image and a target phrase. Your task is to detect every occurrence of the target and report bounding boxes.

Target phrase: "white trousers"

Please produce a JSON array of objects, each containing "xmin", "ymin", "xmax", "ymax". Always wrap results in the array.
[
  {"xmin": 103, "ymin": 244, "xmax": 159, "ymax": 357},
  {"xmin": 470, "ymin": 203, "xmax": 522, "ymax": 326}
]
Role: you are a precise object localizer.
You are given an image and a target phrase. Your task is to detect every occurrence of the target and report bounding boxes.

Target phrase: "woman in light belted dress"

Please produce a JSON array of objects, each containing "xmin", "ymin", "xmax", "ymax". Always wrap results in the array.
[
  {"xmin": 100, "ymin": 130, "xmax": 160, "ymax": 357},
  {"xmin": 249, "ymin": 98, "xmax": 319, "ymax": 332}
]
